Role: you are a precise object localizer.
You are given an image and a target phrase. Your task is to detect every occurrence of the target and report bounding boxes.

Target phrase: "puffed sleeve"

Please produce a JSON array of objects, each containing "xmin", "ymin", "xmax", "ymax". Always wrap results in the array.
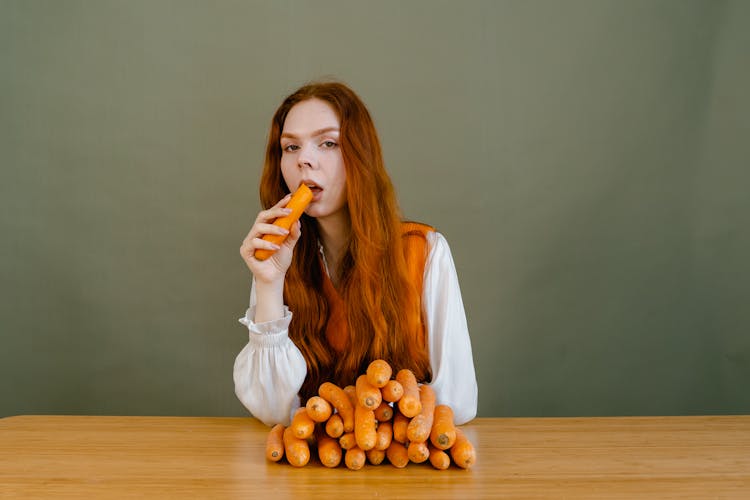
[
  {"xmin": 423, "ymin": 232, "xmax": 478, "ymax": 424},
  {"xmin": 233, "ymin": 280, "xmax": 307, "ymax": 426}
]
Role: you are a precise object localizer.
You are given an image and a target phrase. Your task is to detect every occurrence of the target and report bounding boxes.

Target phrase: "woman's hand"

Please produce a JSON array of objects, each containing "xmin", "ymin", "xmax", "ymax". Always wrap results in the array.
[{"xmin": 240, "ymin": 194, "xmax": 303, "ymax": 285}]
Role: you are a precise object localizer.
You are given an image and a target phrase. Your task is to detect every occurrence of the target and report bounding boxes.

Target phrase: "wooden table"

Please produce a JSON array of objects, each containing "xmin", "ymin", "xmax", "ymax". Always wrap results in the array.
[{"xmin": 1, "ymin": 415, "xmax": 748, "ymax": 498}]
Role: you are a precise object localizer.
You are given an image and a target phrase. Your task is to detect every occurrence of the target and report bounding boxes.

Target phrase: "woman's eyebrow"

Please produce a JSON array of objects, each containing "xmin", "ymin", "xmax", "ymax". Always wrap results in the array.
[{"xmin": 281, "ymin": 127, "xmax": 340, "ymax": 139}]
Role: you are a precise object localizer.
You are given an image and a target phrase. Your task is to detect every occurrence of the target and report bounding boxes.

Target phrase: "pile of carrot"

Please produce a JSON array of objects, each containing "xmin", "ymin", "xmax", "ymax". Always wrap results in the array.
[{"xmin": 265, "ymin": 359, "xmax": 476, "ymax": 470}]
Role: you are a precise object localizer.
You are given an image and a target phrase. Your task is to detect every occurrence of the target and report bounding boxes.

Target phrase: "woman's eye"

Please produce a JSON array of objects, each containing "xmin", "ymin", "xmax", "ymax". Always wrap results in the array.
[
  {"xmin": 282, "ymin": 144, "xmax": 299, "ymax": 152},
  {"xmin": 322, "ymin": 140, "xmax": 337, "ymax": 148}
]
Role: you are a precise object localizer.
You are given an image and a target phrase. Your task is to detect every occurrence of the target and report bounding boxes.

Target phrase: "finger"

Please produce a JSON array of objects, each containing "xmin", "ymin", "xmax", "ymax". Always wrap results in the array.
[
  {"xmin": 241, "ymin": 231, "xmax": 284, "ymax": 254},
  {"xmin": 260, "ymin": 194, "xmax": 293, "ymax": 216},
  {"xmin": 252, "ymin": 237, "xmax": 282, "ymax": 250},
  {"xmin": 255, "ymin": 205, "xmax": 293, "ymax": 224},
  {"xmin": 240, "ymin": 237, "xmax": 280, "ymax": 261},
  {"xmin": 251, "ymin": 237, "xmax": 282, "ymax": 254},
  {"xmin": 239, "ymin": 241, "xmax": 258, "ymax": 260},
  {"xmin": 257, "ymin": 222, "xmax": 291, "ymax": 237},
  {"xmin": 285, "ymin": 220, "xmax": 302, "ymax": 246},
  {"xmin": 245, "ymin": 224, "xmax": 290, "ymax": 246}
]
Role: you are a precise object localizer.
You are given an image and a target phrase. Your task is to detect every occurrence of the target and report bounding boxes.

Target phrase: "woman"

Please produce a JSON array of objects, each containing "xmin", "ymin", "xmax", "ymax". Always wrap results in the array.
[{"xmin": 235, "ymin": 81, "xmax": 477, "ymax": 426}]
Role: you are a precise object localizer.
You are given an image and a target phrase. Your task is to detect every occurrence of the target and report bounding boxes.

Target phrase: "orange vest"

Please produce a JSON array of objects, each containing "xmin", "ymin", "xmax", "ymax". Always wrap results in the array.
[{"xmin": 321, "ymin": 222, "xmax": 434, "ymax": 353}]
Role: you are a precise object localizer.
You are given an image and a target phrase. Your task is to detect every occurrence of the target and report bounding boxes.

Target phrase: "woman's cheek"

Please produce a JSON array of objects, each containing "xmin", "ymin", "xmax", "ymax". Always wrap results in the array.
[{"xmin": 280, "ymin": 165, "xmax": 298, "ymax": 192}]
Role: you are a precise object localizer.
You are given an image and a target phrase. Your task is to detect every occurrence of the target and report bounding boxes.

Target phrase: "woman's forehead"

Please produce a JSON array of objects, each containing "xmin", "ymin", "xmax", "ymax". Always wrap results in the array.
[{"xmin": 282, "ymin": 98, "xmax": 340, "ymax": 136}]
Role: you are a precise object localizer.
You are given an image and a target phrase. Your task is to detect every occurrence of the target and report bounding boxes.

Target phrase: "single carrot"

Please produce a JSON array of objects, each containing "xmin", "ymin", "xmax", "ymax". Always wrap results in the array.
[
  {"xmin": 283, "ymin": 427, "xmax": 310, "ymax": 467},
  {"xmin": 428, "ymin": 443, "xmax": 451, "ymax": 470},
  {"xmin": 339, "ymin": 432, "xmax": 357, "ymax": 450},
  {"xmin": 392, "ymin": 409, "xmax": 409, "ymax": 444},
  {"xmin": 319, "ymin": 382, "xmax": 354, "ymax": 433},
  {"xmin": 375, "ymin": 421, "xmax": 393, "ymax": 451},
  {"xmin": 343, "ymin": 384, "xmax": 358, "ymax": 407},
  {"xmin": 354, "ymin": 405, "xmax": 377, "ymax": 451},
  {"xmin": 366, "ymin": 359, "xmax": 392, "ymax": 388},
  {"xmin": 450, "ymin": 427, "xmax": 477, "ymax": 469},
  {"xmin": 325, "ymin": 413, "xmax": 344, "ymax": 438},
  {"xmin": 345, "ymin": 447, "xmax": 366, "ymax": 471},
  {"xmin": 366, "ymin": 448, "xmax": 386, "ymax": 465},
  {"xmin": 265, "ymin": 423, "xmax": 285, "ymax": 462},
  {"xmin": 406, "ymin": 384, "xmax": 436, "ymax": 443},
  {"xmin": 385, "ymin": 441, "xmax": 409, "ymax": 468},
  {"xmin": 395, "ymin": 369, "xmax": 421, "ymax": 418},
  {"xmin": 317, "ymin": 432, "xmax": 343, "ymax": 468},
  {"xmin": 430, "ymin": 405, "xmax": 457, "ymax": 450},
  {"xmin": 305, "ymin": 396, "xmax": 333, "ymax": 423},
  {"xmin": 374, "ymin": 401, "xmax": 393, "ymax": 422},
  {"xmin": 356, "ymin": 374, "xmax": 382, "ymax": 410},
  {"xmin": 290, "ymin": 407, "xmax": 315, "ymax": 440},
  {"xmin": 407, "ymin": 440, "xmax": 430, "ymax": 463},
  {"xmin": 254, "ymin": 184, "xmax": 313, "ymax": 260},
  {"xmin": 381, "ymin": 379, "xmax": 404, "ymax": 403}
]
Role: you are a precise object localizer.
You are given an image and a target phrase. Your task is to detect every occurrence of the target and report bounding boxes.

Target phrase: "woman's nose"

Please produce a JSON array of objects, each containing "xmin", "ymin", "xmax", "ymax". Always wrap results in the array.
[{"xmin": 297, "ymin": 145, "xmax": 316, "ymax": 169}]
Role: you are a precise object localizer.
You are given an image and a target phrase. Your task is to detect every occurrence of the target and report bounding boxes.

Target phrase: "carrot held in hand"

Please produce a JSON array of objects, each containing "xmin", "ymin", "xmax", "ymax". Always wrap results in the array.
[
  {"xmin": 265, "ymin": 423, "xmax": 285, "ymax": 462},
  {"xmin": 254, "ymin": 184, "xmax": 313, "ymax": 260}
]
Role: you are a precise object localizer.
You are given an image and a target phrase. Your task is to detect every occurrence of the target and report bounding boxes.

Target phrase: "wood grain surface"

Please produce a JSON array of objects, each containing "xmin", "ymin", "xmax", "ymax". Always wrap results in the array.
[{"xmin": 1, "ymin": 415, "xmax": 748, "ymax": 498}]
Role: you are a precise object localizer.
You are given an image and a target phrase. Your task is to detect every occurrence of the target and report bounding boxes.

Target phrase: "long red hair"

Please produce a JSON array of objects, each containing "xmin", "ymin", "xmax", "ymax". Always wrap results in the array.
[{"xmin": 259, "ymin": 81, "xmax": 431, "ymax": 400}]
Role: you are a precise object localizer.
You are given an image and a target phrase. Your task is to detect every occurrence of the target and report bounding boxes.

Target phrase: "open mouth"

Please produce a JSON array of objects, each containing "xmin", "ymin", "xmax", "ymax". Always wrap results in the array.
[{"xmin": 304, "ymin": 182, "xmax": 323, "ymax": 200}]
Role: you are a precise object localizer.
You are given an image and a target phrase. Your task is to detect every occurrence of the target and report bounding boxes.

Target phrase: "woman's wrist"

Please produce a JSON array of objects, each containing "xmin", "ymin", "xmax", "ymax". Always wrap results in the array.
[{"xmin": 253, "ymin": 278, "xmax": 286, "ymax": 324}]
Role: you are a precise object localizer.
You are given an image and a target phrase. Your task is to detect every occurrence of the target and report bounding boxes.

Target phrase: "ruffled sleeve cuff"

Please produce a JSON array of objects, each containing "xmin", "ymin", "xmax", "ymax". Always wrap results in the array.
[{"xmin": 238, "ymin": 306, "xmax": 293, "ymax": 347}]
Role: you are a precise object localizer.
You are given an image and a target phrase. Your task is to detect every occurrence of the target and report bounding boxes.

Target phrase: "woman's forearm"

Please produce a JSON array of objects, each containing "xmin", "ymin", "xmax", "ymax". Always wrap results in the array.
[{"xmin": 253, "ymin": 278, "xmax": 286, "ymax": 324}]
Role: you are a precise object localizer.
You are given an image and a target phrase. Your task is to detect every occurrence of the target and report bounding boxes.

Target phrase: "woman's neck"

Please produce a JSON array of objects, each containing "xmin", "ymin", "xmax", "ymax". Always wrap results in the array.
[{"xmin": 316, "ymin": 211, "xmax": 351, "ymax": 287}]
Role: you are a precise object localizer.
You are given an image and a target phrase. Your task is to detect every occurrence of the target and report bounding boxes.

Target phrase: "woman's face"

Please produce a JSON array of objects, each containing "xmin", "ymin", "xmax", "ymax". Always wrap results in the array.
[{"xmin": 280, "ymin": 98, "xmax": 347, "ymax": 221}]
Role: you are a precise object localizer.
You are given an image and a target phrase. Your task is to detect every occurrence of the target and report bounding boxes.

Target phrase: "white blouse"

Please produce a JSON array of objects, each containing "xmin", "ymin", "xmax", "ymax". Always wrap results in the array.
[{"xmin": 233, "ymin": 231, "xmax": 478, "ymax": 426}]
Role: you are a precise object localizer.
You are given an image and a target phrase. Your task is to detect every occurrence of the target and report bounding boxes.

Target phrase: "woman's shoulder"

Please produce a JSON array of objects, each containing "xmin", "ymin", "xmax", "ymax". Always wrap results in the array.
[
  {"xmin": 400, "ymin": 221, "xmax": 457, "ymax": 270},
  {"xmin": 401, "ymin": 221, "xmax": 449, "ymax": 248},
  {"xmin": 401, "ymin": 220, "xmax": 435, "ymax": 237}
]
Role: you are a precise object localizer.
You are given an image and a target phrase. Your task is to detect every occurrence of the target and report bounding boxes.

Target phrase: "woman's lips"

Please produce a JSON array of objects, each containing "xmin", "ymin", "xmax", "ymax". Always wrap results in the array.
[{"xmin": 305, "ymin": 183, "xmax": 323, "ymax": 202}]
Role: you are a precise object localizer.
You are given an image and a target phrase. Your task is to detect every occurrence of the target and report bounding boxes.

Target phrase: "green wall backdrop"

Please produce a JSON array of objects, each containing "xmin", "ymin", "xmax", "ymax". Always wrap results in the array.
[{"xmin": 1, "ymin": 0, "xmax": 748, "ymax": 418}]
